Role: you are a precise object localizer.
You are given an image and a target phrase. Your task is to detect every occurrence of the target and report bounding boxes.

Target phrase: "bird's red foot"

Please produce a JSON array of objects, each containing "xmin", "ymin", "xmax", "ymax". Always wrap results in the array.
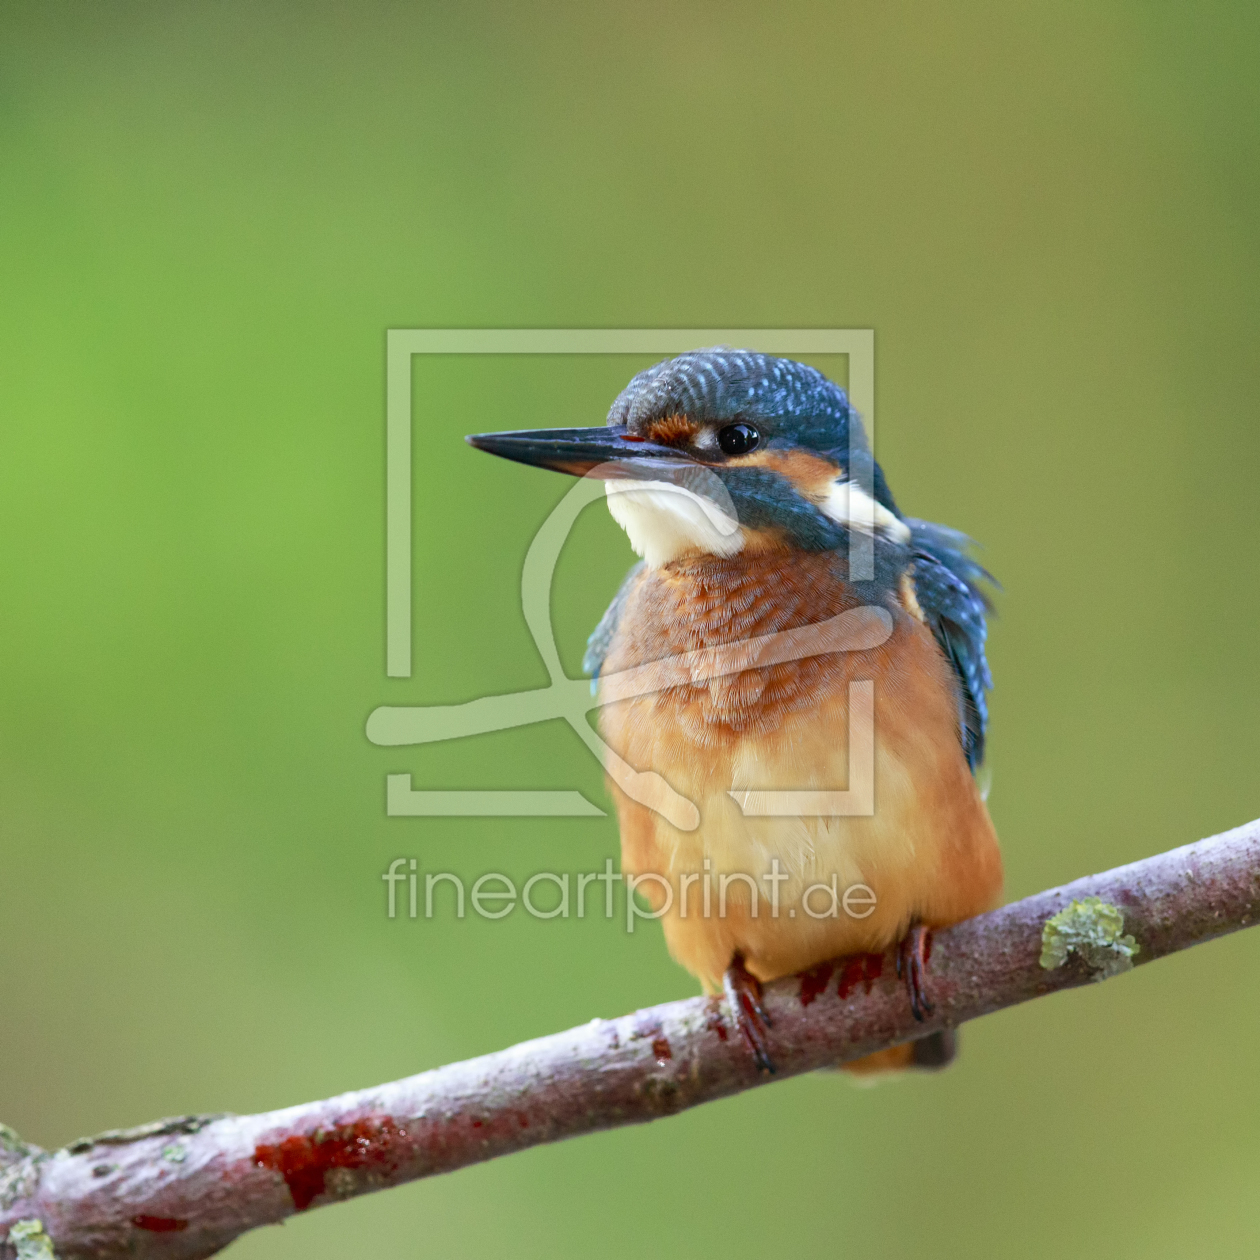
[
  {"xmin": 896, "ymin": 923, "xmax": 935, "ymax": 1022},
  {"xmin": 723, "ymin": 952, "xmax": 775, "ymax": 1074}
]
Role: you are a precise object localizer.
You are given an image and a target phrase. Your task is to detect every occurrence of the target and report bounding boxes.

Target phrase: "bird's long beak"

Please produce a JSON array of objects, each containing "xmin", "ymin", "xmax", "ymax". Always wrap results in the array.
[{"xmin": 465, "ymin": 426, "xmax": 690, "ymax": 479}]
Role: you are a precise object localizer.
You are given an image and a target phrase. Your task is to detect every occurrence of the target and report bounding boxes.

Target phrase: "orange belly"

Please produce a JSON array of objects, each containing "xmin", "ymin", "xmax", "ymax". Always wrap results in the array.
[{"xmin": 597, "ymin": 550, "xmax": 1003, "ymax": 990}]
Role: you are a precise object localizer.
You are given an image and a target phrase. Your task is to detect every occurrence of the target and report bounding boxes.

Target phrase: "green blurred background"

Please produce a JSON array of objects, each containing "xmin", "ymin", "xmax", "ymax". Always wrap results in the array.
[{"xmin": 3, "ymin": 3, "xmax": 1259, "ymax": 1256}]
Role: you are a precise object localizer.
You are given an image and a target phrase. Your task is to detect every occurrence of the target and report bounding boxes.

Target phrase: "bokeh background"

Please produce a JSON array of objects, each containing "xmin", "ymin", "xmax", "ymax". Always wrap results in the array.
[{"xmin": 3, "ymin": 3, "xmax": 1260, "ymax": 1256}]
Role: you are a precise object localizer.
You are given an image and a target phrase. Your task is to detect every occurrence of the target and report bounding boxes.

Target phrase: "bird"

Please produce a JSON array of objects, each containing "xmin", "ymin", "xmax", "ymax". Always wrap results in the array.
[{"xmin": 467, "ymin": 349, "xmax": 1002, "ymax": 1076}]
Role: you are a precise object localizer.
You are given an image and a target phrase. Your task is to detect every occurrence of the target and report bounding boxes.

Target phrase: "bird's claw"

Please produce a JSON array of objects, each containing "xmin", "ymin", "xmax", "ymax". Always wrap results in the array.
[
  {"xmin": 896, "ymin": 923, "xmax": 935, "ymax": 1022},
  {"xmin": 723, "ymin": 952, "xmax": 776, "ymax": 1074}
]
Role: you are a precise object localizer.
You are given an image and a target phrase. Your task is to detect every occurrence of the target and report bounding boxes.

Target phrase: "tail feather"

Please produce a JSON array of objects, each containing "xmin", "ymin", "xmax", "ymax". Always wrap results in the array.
[{"xmin": 824, "ymin": 1029, "xmax": 959, "ymax": 1079}]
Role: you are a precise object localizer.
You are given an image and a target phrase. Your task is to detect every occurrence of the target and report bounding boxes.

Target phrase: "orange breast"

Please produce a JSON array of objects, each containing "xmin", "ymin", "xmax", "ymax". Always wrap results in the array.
[{"xmin": 597, "ymin": 549, "xmax": 1003, "ymax": 989}]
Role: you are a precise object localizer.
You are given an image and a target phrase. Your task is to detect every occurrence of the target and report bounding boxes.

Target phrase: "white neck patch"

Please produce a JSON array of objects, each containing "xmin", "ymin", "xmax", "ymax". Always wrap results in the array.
[
  {"xmin": 605, "ymin": 481, "xmax": 744, "ymax": 568},
  {"xmin": 819, "ymin": 479, "xmax": 912, "ymax": 544}
]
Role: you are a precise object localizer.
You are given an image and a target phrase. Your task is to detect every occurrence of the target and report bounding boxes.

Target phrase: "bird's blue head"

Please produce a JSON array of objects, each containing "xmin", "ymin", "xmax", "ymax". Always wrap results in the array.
[{"xmin": 468, "ymin": 349, "xmax": 909, "ymax": 569}]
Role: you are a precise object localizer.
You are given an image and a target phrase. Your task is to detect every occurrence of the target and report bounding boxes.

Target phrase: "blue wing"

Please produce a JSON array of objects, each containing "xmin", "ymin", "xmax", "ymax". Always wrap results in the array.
[
  {"xmin": 583, "ymin": 561, "xmax": 646, "ymax": 691},
  {"xmin": 906, "ymin": 520, "xmax": 996, "ymax": 771}
]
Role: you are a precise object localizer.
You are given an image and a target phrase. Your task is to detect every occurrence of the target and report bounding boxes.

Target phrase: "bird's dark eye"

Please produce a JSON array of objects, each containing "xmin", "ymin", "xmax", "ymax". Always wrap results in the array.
[{"xmin": 717, "ymin": 422, "xmax": 760, "ymax": 456}]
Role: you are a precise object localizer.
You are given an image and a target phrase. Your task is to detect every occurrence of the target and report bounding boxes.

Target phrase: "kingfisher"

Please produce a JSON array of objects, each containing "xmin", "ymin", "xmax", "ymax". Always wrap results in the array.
[{"xmin": 468, "ymin": 349, "xmax": 1002, "ymax": 1076}]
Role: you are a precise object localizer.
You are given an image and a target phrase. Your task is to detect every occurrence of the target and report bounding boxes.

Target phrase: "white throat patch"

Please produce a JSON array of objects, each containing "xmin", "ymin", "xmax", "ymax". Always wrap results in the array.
[{"xmin": 605, "ymin": 481, "xmax": 744, "ymax": 568}]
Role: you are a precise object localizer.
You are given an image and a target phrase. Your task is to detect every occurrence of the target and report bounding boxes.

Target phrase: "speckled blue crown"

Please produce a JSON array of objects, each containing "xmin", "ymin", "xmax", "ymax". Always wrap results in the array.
[{"xmin": 606, "ymin": 348, "xmax": 866, "ymax": 458}]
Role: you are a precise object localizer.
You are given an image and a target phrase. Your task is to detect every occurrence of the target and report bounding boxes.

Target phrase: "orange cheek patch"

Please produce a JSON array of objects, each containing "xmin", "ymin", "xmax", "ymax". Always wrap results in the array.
[
  {"xmin": 735, "ymin": 448, "xmax": 842, "ymax": 500},
  {"xmin": 644, "ymin": 413, "xmax": 700, "ymax": 444}
]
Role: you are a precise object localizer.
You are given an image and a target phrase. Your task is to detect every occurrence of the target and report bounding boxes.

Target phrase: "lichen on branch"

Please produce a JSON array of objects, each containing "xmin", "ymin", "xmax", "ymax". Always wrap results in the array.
[{"xmin": 1040, "ymin": 896, "xmax": 1140, "ymax": 977}]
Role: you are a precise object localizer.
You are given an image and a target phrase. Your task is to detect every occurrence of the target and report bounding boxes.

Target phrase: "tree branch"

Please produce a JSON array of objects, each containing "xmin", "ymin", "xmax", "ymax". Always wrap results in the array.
[{"xmin": 4, "ymin": 818, "xmax": 1258, "ymax": 1259}]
